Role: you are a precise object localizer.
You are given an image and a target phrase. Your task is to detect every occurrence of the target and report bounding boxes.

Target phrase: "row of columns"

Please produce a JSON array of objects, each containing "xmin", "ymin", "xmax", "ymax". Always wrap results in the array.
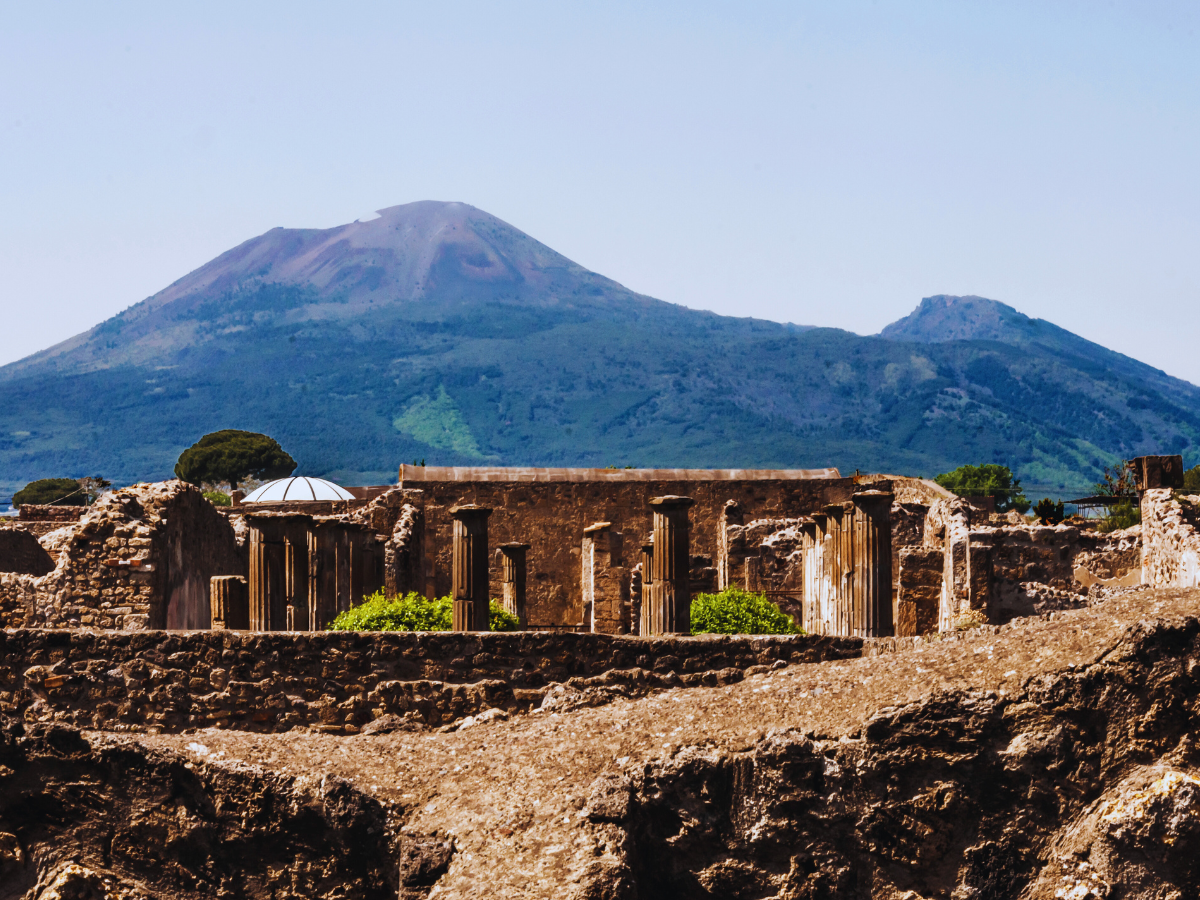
[
  {"xmin": 216, "ymin": 491, "xmax": 893, "ymax": 636},
  {"xmin": 448, "ymin": 496, "xmax": 694, "ymax": 634}
]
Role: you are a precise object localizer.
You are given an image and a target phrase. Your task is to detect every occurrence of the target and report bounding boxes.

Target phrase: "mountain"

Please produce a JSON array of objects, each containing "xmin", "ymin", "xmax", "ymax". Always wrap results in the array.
[{"xmin": 2, "ymin": 201, "xmax": 1198, "ymax": 503}]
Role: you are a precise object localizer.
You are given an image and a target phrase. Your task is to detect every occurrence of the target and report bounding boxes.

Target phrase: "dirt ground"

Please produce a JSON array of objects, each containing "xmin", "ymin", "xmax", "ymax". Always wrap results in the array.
[{"xmin": 122, "ymin": 586, "xmax": 1200, "ymax": 899}]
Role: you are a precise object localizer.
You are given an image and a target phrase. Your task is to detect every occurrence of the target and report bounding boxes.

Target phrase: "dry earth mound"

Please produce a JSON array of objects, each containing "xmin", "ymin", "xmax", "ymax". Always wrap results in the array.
[{"xmin": 3, "ymin": 587, "xmax": 1200, "ymax": 898}]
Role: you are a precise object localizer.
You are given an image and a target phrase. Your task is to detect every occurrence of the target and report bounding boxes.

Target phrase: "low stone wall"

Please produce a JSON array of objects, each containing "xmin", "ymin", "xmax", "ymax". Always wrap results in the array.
[{"xmin": 0, "ymin": 628, "xmax": 863, "ymax": 734}]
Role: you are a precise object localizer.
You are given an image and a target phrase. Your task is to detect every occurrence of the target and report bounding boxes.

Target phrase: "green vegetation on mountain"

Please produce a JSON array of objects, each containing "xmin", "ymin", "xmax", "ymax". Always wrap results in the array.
[{"xmin": 1, "ymin": 202, "xmax": 1197, "ymax": 504}]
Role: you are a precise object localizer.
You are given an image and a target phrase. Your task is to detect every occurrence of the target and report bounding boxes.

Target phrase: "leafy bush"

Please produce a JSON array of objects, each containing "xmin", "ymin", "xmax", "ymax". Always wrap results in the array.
[
  {"xmin": 203, "ymin": 490, "xmax": 231, "ymax": 506},
  {"xmin": 327, "ymin": 591, "xmax": 519, "ymax": 632},
  {"xmin": 1096, "ymin": 498, "xmax": 1141, "ymax": 533},
  {"xmin": 934, "ymin": 464, "xmax": 1030, "ymax": 513},
  {"xmin": 1034, "ymin": 498, "xmax": 1064, "ymax": 525},
  {"xmin": 490, "ymin": 602, "xmax": 520, "ymax": 632},
  {"xmin": 690, "ymin": 588, "xmax": 801, "ymax": 635},
  {"xmin": 13, "ymin": 477, "xmax": 87, "ymax": 506}
]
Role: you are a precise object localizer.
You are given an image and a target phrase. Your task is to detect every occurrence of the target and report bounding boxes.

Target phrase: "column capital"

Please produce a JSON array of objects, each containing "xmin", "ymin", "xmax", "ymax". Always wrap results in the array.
[{"xmin": 450, "ymin": 504, "xmax": 493, "ymax": 520}]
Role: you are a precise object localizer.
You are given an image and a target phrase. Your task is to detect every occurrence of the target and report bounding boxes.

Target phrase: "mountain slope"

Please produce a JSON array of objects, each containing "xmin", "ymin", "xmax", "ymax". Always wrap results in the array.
[{"xmin": 1, "ymin": 202, "xmax": 1197, "ymax": 503}]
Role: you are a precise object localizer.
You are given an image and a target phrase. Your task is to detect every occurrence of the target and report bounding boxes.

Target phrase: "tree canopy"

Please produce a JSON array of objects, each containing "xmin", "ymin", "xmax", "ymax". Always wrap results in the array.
[
  {"xmin": 13, "ymin": 477, "xmax": 88, "ymax": 506},
  {"xmin": 174, "ymin": 430, "xmax": 296, "ymax": 491},
  {"xmin": 934, "ymin": 464, "xmax": 1031, "ymax": 513},
  {"xmin": 1184, "ymin": 465, "xmax": 1200, "ymax": 493}
]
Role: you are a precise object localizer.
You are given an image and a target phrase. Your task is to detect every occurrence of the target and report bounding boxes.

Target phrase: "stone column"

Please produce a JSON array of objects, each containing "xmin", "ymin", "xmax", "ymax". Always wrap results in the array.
[
  {"xmin": 582, "ymin": 523, "xmax": 628, "ymax": 634},
  {"xmin": 635, "ymin": 541, "xmax": 653, "ymax": 636},
  {"xmin": 210, "ymin": 576, "xmax": 249, "ymax": 630},
  {"xmin": 800, "ymin": 519, "xmax": 820, "ymax": 634},
  {"xmin": 451, "ymin": 505, "xmax": 492, "ymax": 631},
  {"xmin": 850, "ymin": 490, "xmax": 894, "ymax": 637},
  {"xmin": 284, "ymin": 536, "xmax": 309, "ymax": 632},
  {"xmin": 646, "ymin": 496, "xmax": 694, "ymax": 635},
  {"xmin": 497, "ymin": 542, "xmax": 529, "ymax": 627}
]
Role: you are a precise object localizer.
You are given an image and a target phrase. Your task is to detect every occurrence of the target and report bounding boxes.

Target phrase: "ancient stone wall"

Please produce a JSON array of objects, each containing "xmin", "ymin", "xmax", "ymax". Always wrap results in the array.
[
  {"xmin": 11, "ymin": 504, "xmax": 85, "ymax": 537},
  {"xmin": 895, "ymin": 548, "xmax": 941, "ymax": 636},
  {"xmin": 0, "ymin": 482, "xmax": 243, "ymax": 631},
  {"xmin": 911, "ymin": 500, "xmax": 1144, "ymax": 631},
  {"xmin": 395, "ymin": 468, "xmax": 856, "ymax": 627},
  {"xmin": 1141, "ymin": 489, "xmax": 1200, "ymax": 588},
  {"xmin": 163, "ymin": 486, "xmax": 247, "ymax": 629},
  {"xmin": 977, "ymin": 522, "xmax": 1141, "ymax": 620},
  {"xmin": 581, "ymin": 523, "xmax": 631, "ymax": 633},
  {"xmin": 1, "ymin": 628, "xmax": 862, "ymax": 733}
]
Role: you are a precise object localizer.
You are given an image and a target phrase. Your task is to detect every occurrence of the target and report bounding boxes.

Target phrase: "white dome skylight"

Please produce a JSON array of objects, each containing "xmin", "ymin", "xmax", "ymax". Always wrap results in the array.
[{"xmin": 241, "ymin": 477, "xmax": 355, "ymax": 503}]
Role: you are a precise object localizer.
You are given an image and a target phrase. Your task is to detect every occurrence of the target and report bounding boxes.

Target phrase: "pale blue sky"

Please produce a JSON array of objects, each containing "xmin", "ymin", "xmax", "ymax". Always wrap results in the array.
[{"xmin": 2, "ymin": 2, "xmax": 1198, "ymax": 379}]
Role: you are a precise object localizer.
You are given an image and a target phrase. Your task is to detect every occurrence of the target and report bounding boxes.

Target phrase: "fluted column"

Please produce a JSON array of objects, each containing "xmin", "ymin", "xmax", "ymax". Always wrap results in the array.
[
  {"xmin": 646, "ymin": 496, "xmax": 694, "ymax": 635},
  {"xmin": 451, "ymin": 505, "xmax": 492, "ymax": 631},
  {"xmin": 497, "ymin": 542, "xmax": 529, "ymax": 627},
  {"xmin": 851, "ymin": 490, "xmax": 894, "ymax": 637},
  {"xmin": 636, "ymin": 541, "xmax": 653, "ymax": 636}
]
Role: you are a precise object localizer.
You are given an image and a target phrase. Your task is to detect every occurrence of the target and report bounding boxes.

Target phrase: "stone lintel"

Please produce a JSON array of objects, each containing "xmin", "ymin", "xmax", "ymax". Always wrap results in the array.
[
  {"xmin": 649, "ymin": 496, "xmax": 695, "ymax": 509},
  {"xmin": 852, "ymin": 490, "xmax": 895, "ymax": 507},
  {"xmin": 583, "ymin": 522, "xmax": 614, "ymax": 534}
]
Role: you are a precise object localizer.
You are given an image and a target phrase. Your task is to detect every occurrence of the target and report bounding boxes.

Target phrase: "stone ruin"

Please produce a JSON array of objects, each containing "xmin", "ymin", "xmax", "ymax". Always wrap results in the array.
[
  {"xmin": 0, "ymin": 457, "xmax": 1192, "ymax": 642},
  {"xmin": 5, "ymin": 458, "xmax": 1200, "ymax": 897},
  {"xmin": 0, "ymin": 481, "xmax": 241, "ymax": 630}
]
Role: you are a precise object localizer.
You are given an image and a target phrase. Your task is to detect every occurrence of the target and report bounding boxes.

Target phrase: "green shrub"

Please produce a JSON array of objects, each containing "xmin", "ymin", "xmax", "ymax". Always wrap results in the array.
[
  {"xmin": 1096, "ymin": 499, "xmax": 1141, "ymax": 533},
  {"xmin": 203, "ymin": 490, "xmax": 231, "ymax": 507},
  {"xmin": 690, "ymin": 588, "xmax": 801, "ymax": 635},
  {"xmin": 327, "ymin": 591, "xmax": 520, "ymax": 632},
  {"xmin": 1034, "ymin": 498, "xmax": 1064, "ymax": 525},
  {"xmin": 489, "ymin": 602, "xmax": 520, "ymax": 632}
]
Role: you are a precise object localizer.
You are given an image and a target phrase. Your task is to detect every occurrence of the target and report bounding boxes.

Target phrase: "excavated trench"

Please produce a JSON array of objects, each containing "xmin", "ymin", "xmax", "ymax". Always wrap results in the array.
[
  {"xmin": 621, "ymin": 618, "xmax": 1200, "ymax": 899},
  {"xmin": 3, "ymin": 590, "xmax": 1200, "ymax": 898}
]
